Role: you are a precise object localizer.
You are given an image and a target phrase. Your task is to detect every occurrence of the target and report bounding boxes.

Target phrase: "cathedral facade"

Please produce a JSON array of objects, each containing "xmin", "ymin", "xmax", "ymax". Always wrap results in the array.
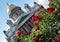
[{"xmin": 3, "ymin": 2, "xmax": 41, "ymax": 42}]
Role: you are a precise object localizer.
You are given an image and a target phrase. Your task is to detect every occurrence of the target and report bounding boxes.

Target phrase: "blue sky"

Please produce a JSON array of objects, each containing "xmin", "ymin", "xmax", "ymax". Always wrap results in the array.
[{"xmin": 0, "ymin": 0, "xmax": 49, "ymax": 42}]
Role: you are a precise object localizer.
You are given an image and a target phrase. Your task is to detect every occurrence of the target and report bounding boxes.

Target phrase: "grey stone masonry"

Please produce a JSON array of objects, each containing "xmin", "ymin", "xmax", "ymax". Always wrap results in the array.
[{"xmin": 3, "ymin": 2, "xmax": 41, "ymax": 42}]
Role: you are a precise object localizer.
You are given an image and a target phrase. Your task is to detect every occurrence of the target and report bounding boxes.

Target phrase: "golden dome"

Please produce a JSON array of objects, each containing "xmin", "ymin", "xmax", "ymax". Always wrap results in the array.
[{"xmin": 7, "ymin": 4, "xmax": 16, "ymax": 15}]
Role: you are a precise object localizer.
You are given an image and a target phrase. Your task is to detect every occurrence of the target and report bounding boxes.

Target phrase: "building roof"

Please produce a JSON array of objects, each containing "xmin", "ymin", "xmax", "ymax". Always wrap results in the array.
[{"xmin": 7, "ymin": 4, "xmax": 16, "ymax": 15}]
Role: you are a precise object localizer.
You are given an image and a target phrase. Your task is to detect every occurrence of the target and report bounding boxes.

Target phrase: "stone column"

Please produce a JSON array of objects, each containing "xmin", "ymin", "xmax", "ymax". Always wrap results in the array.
[
  {"xmin": 25, "ymin": 23, "xmax": 31, "ymax": 30},
  {"xmin": 22, "ymin": 25, "xmax": 27, "ymax": 34},
  {"xmin": 27, "ymin": 21, "xmax": 34, "ymax": 28}
]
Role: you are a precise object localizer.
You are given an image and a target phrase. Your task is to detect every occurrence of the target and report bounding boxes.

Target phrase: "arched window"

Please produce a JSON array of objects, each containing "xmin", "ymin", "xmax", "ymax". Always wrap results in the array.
[{"xmin": 12, "ymin": 13, "xmax": 17, "ymax": 21}]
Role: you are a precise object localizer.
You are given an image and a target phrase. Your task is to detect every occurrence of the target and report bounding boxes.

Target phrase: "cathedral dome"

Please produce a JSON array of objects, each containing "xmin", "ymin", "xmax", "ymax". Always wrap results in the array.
[{"xmin": 7, "ymin": 4, "xmax": 16, "ymax": 15}]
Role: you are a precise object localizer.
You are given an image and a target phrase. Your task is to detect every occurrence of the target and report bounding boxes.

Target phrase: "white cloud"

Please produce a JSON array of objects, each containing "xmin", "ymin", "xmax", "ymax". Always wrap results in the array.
[{"xmin": 37, "ymin": 0, "xmax": 49, "ymax": 8}]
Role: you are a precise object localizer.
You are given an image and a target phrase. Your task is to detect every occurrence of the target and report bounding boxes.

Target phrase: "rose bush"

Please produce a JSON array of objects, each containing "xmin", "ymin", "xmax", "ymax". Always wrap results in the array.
[{"xmin": 15, "ymin": 0, "xmax": 60, "ymax": 42}]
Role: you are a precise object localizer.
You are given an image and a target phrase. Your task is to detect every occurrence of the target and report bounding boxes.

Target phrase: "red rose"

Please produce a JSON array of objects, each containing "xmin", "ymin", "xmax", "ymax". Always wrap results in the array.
[
  {"xmin": 33, "ymin": 35, "xmax": 41, "ymax": 42},
  {"xmin": 36, "ymin": 35, "xmax": 41, "ymax": 39},
  {"xmin": 35, "ymin": 25, "xmax": 39, "ymax": 31},
  {"xmin": 31, "ymin": 16, "xmax": 35, "ymax": 23},
  {"xmin": 27, "ymin": 30, "xmax": 31, "ymax": 35},
  {"xmin": 35, "ymin": 15, "xmax": 42, "ymax": 22},
  {"xmin": 47, "ymin": 7, "xmax": 54, "ymax": 13},
  {"xmin": 55, "ymin": 9, "xmax": 58, "ymax": 15},
  {"xmin": 49, "ymin": 0, "xmax": 52, "ymax": 2},
  {"xmin": 35, "ymin": 15, "xmax": 40, "ymax": 19},
  {"xmin": 16, "ymin": 30, "xmax": 21, "ymax": 37},
  {"xmin": 40, "ymin": 5, "xmax": 44, "ymax": 9},
  {"xmin": 33, "ymin": 36, "xmax": 38, "ymax": 40},
  {"xmin": 56, "ymin": 36, "xmax": 60, "ymax": 41},
  {"xmin": 37, "ymin": 17, "xmax": 41, "ymax": 22}
]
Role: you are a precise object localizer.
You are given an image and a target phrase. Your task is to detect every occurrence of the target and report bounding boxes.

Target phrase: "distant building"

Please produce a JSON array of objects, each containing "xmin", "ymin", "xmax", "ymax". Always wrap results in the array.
[{"xmin": 3, "ymin": 2, "xmax": 41, "ymax": 42}]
